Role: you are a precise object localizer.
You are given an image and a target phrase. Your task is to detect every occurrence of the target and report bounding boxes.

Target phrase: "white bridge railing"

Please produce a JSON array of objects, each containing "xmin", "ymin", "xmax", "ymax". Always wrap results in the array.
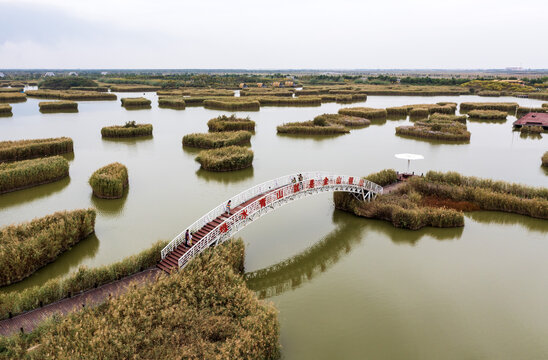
[{"xmin": 161, "ymin": 172, "xmax": 383, "ymax": 268}]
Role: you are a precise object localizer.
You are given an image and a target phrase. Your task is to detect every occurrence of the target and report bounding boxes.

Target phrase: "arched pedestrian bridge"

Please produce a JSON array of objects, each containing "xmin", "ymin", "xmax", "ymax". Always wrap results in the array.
[{"xmin": 158, "ymin": 172, "xmax": 383, "ymax": 272}]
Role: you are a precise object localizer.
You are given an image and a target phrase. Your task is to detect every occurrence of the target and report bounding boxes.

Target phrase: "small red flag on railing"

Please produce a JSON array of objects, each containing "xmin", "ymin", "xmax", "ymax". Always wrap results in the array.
[
  {"xmin": 323, "ymin": 177, "xmax": 328, "ymax": 186},
  {"xmin": 349, "ymin": 177, "xmax": 353, "ymax": 185},
  {"xmin": 220, "ymin": 223, "xmax": 229, "ymax": 233},
  {"xmin": 276, "ymin": 189, "xmax": 284, "ymax": 199},
  {"xmin": 259, "ymin": 197, "xmax": 266, "ymax": 208},
  {"xmin": 309, "ymin": 179, "xmax": 314, "ymax": 189},
  {"xmin": 336, "ymin": 176, "xmax": 342, "ymax": 184},
  {"xmin": 293, "ymin": 183, "xmax": 300, "ymax": 193},
  {"xmin": 359, "ymin": 179, "xmax": 364, "ymax": 186},
  {"xmin": 241, "ymin": 209, "xmax": 248, "ymax": 219}
]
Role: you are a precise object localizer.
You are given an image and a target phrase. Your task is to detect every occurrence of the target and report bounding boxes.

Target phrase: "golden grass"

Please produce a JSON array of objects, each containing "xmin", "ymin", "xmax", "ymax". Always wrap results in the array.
[
  {"xmin": 110, "ymin": 85, "xmax": 161, "ymax": 92},
  {"xmin": 203, "ymin": 99, "xmax": 260, "ymax": 111},
  {"xmin": 207, "ymin": 115, "xmax": 256, "ymax": 132},
  {"xmin": 467, "ymin": 110, "xmax": 507, "ymax": 120},
  {"xmin": 0, "ymin": 156, "xmax": 69, "ymax": 194},
  {"xmin": 396, "ymin": 120, "xmax": 471, "ymax": 141},
  {"xmin": 26, "ymin": 90, "xmax": 116, "ymax": 101},
  {"xmin": 183, "ymin": 131, "xmax": 252, "ymax": 149},
  {"xmin": 460, "ymin": 102, "xmax": 518, "ymax": 112},
  {"xmin": 0, "ymin": 137, "xmax": 73, "ymax": 162},
  {"xmin": 158, "ymin": 96, "xmax": 186, "ymax": 109},
  {"xmin": 89, "ymin": 163, "xmax": 128, "ymax": 199},
  {"xmin": 38, "ymin": 100, "xmax": 78, "ymax": 113},
  {"xmin": 196, "ymin": 146, "xmax": 254, "ymax": 171},
  {"xmin": 277, "ymin": 121, "xmax": 350, "ymax": 135},
  {"xmin": 338, "ymin": 107, "xmax": 387, "ymax": 120},
  {"xmin": 0, "ymin": 209, "xmax": 96, "ymax": 286},
  {"xmin": 516, "ymin": 106, "xmax": 548, "ymax": 117},
  {"xmin": 101, "ymin": 123, "xmax": 153, "ymax": 138},
  {"xmin": 120, "ymin": 97, "xmax": 152, "ymax": 108},
  {"xmin": 543, "ymin": 151, "xmax": 548, "ymax": 167},
  {"xmin": 0, "ymin": 92, "xmax": 26, "ymax": 103}
]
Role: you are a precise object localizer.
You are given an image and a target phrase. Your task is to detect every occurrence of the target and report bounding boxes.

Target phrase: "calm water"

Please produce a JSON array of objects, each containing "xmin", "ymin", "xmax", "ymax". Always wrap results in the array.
[{"xmin": 1, "ymin": 93, "xmax": 547, "ymax": 359}]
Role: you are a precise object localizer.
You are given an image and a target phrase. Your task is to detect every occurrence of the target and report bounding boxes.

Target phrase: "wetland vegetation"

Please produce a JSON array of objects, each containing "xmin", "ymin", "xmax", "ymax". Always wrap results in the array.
[{"xmin": 89, "ymin": 163, "xmax": 128, "ymax": 199}]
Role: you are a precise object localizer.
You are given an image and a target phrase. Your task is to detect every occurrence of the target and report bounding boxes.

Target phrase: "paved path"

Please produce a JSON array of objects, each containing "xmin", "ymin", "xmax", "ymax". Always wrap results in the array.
[{"xmin": 0, "ymin": 268, "xmax": 161, "ymax": 336}]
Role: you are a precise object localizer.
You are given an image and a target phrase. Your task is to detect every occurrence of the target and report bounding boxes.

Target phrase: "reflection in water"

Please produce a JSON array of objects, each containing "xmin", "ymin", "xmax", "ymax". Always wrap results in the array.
[
  {"xmin": 467, "ymin": 118, "xmax": 507, "ymax": 124},
  {"xmin": 196, "ymin": 166, "xmax": 254, "ymax": 184},
  {"xmin": 276, "ymin": 133, "xmax": 347, "ymax": 142},
  {"xmin": 91, "ymin": 189, "xmax": 128, "ymax": 216},
  {"xmin": 245, "ymin": 211, "xmax": 463, "ymax": 299},
  {"xmin": 0, "ymin": 177, "xmax": 71, "ymax": 210},
  {"xmin": 466, "ymin": 211, "xmax": 548, "ymax": 234},
  {"xmin": 0, "ymin": 233, "xmax": 100, "ymax": 294},
  {"xmin": 62, "ymin": 152, "xmax": 75, "ymax": 162},
  {"xmin": 519, "ymin": 132, "xmax": 543, "ymax": 140},
  {"xmin": 101, "ymin": 135, "xmax": 154, "ymax": 144}
]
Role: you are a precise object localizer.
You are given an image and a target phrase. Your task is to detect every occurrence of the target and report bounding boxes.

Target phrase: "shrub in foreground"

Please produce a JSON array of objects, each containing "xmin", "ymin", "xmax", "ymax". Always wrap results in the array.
[
  {"xmin": 38, "ymin": 100, "xmax": 78, "ymax": 112},
  {"xmin": 196, "ymin": 146, "xmax": 254, "ymax": 171},
  {"xmin": 183, "ymin": 131, "xmax": 252, "ymax": 148},
  {"xmin": 0, "ymin": 137, "xmax": 73, "ymax": 162},
  {"xmin": 0, "ymin": 209, "xmax": 96, "ymax": 286},
  {"xmin": 101, "ymin": 122, "xmax": 153, "ymax": 138},
  {"xmin": 89, "ymin": 162, "xmax": 128, "ymax": 199},
  {"xmin": 120, "ymin": 97, "xmax": 152, "ymax": 108},
  {"xmin": 207, "ymin": 114, "xmax": 256, "ymax": 132},
  {"xmin": 0, "ymin": 240, "xmax": 167, "ymax": 320},
  {"xmin": 0, "ymin": 156, "xmax": 69, "ymax": 194},
  {"xmin": 0, "ymin": 239, "xmax": 280, "ymax": 360}
]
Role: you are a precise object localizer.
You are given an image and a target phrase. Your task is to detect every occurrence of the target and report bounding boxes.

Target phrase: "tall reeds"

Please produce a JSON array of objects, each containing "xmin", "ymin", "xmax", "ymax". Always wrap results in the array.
[
  {"xmin": 101, "ymin": 123, "xmax": 153, "ymax": 138},
  {"xmin": 0, "ymin": 137, "xmax": 73, "ymax": 162},
  {"xmin": 277, "ymin": 121, "xmax": 350, "ymax": 135},
  {"xmin": 460, "ymin": 102, "xmax": 518, "ymax": 113},
  {"xmin": 364, "ymin": 169, "xmax": 398, "ymax": 186},
  {"xmin": 429, "ymin": 113, "xmax": 467, "ymax": 123},
  {"xmin": 0, "ymin": 104, "xmax": 12, "ymax": 117},
  {"xmin": 38, "ymin": 100, "xmax": 78, "ymax": 113},
  {"xmin": 516, "ymin": 107, "xmax": 548, "ymax": 117},
  {"xmin": 183, "ymin": 131, "xmax": 252, "ymax": 148},
  {"xmin": 120, "ymin": 97, "xmax": 152, "ymax": 108},
  {"xmin": 158, "ymin": 96, "xmax": 186, "ymax": 109},
  {"xmin": 0, "ymin": 92, "xmax": 26, "ymax": 103},
  {"xmin": 0, "ymin": 156, "xmax": 69, "ymax": 194},
  {"xmin": 89, "ymin": 163, "xmax": 128, "ymax": 199},
  {"xmin": 396, "ymin": 120, "xmax": 471, "ymax": 141},
  {"xmin": 542, "ymin": 152, "xmax": 548, "ymax": 167},
  {"xmin": 26, "ymin": 90, "xmax": 116, "ymax": 101},
  {"xmin": 256, "ymin": 96, "xmax": 321, "ymax": 106},
  {"xmin": 203, "ymin": 99, "xmax": 260, "ymax": 111},
  {"xmin": 0, "ymin": 209, "xmax": 96, "ymax": 286},
  {"xmin": 467, "ymin": 110, "xmax": 507, "ymax": 120},
  {"xmin": 338, "ymin": 107, "xmax": 387, "ymax": 120},
  {"xmin": 196, "ymin": 146, "xmax": 254, "ymax": 171},
  {"xmin": 314, "ymin": 113, "xmax": 371, "ymax": 127},
  {"xmin": 207, "ymin": 115, "xmax": 256, "ymax": 132},
  {"xmin": 110, "ymin": 85, "xmax": 161, "ymax": 92}
]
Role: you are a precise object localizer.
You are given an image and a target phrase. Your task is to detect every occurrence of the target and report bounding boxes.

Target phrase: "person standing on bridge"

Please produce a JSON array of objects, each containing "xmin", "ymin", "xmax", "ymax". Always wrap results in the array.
[
  {"xmin": 185, "ymin": 229, "xmax": 191, "ymax": 246},
  {"xmin": 225, "ymin": 200, "xmax": 232, "ymax": 215},
  {"xmin": 298, "ymin": 174, "xmax": 303, "ymax": 190}
]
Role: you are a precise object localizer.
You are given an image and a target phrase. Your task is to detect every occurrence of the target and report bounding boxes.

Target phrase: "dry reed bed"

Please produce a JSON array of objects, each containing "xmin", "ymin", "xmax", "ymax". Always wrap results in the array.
[
  {"xmin": 0, "ymin": 104, "xmax": 12, "ymax": 117},
  {"xmin": 0, "ymin": 240, "xmax": 167, "ymax": 320},
  {"xmin": 477, "ymin": 91, "xmax": 502, "ymax": 97},
  {"xmin": 467, "ymin": 110, "xmax": 507, "ymax": 120},
  {"xmin": 520, "ymin": 126, "xmax": 545, "ymax": 134},
  {"xmin": 26, "ymin": 90, "xmax": 116, "ymax": 101},
  {"xmin": 89, "ymin": 163, "xmax": 128, "ymax": 199},
  {"xmin": 70, "ymin": 86, "xmax": 108, "ymax": 92},
  {"xmin": 0, "ymin": 137, "xmax": 73, "ymax": 162},
  {"xmin": 529, "ymin": 93, "xmax": 548, "ymax": 101},
  {"xmin": 38, "ymin": 100, "xmax": 78, "ymax": 113},
  {"xmin": 240, "ymin": 88, "xmax": 294, "ymax": 97},
  {"xmin": 338, "ymin": 107, "xmax": 387, "ymax": 120},
  {"xmin": 207, "ymin": 115, "xmax": 256, "ymax": 132},
  {"xmin": 256, "ymin": 96, "xmax": 321, "ymax": 106},
  {"xmin": 396, "ymin": 119, "xmax": 471, "ymax": 141},
  {"xmin": 0, "ymin": 239, "xmax": 280, "ymax": 359},
  {"xmin": 120, "ymin": 97, "xmax": 152, "ymax": 108},
  {"xmin": 109, "ymin": 85, "xmax": 161, "ymax": 92},
  {"xmin": 314, "ymin": 113, "xmax": 371, "ymax": 127},
  {"xmin": 0, "ymin": 88, "xmax": 23, "ymax": 93},
  {"xmin": 204, "ymin": 99, "xmax": 260, "ymax": 111},
  {"xmin": 355, "ymin": 85, "xmax": 469, "ymax": 96},
  {"xmin": 277, "ymin": 121, "xmax": 350, "ymax": 135},
  {"xmin": 516, "ymin": 107, "xmax": 548, "ymax": 117},
  {"xmin": 158, "ymin": 96, "xmax": 186, "ymax": 109},
  {"xmin": 429, "ymin": 113, "xmax": 467, "ymax": 123},
  {"xmin": 459, "ymin": 102, "xmax": 518, "ymax": 112},
  {"xmin": 543, "ymin": 103, "xmax": 548, "ymax": 108},
  {"xmin": 0, "ymin": 209, "xmax": 96, "ymax": 287},
  {"xmin": 157, "ymin": 89, "xmax": 234, "ymax": 97},
  {"xmin": 0, "ymin": 93, "xmax": 26, "ymax": 103},
  {"xmin": 101, "ymin": 123, "xmax": 153, "ymax": 138},
  {"xmin": 196, "ymin": 146, "xmax": 254, "ymax": 171},
  {"xmin": 0, "ymin": 156, "xmax": 69, "ymax": 194},
  {"xmin": 183, "ymin": 131, "xmax": 252, "ymax": 149},
  {"xmin": 543, "ymin": 152, "xmax": 548, "ymax": 167}
]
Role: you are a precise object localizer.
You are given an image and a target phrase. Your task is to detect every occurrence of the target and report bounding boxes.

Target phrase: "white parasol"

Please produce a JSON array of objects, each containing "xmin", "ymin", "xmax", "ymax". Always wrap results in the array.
[{"xmin": 395, "ymin": 153, "xmax": 424, "ymax": 172}]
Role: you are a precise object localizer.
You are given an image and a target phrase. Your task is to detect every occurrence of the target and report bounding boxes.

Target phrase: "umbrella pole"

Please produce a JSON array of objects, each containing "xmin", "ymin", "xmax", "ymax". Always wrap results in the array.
[{"xmin": 407, "ymin": 159, "xmax": 410, "ymax": 172}]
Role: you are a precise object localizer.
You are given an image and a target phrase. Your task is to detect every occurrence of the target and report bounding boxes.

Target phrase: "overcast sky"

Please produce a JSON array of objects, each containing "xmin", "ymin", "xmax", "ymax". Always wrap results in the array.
[{"xmin": 0, "ymin": 0, "xmax": 546, "ymax": 69}]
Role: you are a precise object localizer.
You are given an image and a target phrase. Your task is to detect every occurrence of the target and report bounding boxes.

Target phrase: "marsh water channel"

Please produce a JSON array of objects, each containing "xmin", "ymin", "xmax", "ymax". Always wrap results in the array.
[{"xmin": 1, "ymin": 92, "xmax": 547, "ymax": 359}]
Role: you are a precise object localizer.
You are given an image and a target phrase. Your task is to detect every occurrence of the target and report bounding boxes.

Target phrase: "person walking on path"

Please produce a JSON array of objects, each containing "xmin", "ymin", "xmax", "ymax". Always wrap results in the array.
[
  {"xmin": 185, "ymin": 229, "xmax": 191, "ymax": 246},
  {"xmin": 225, "ymin": 200, "xmax": 232, "ymax": 215}
]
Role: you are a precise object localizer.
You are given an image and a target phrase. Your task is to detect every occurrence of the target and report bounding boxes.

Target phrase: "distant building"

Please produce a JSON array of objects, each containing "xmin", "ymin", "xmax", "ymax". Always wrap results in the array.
[
  {"xmin": 257, "ymin": 83, "xmax": 263, "ymax": 88},
  {"xmin": 68, "ymin": 72, "xmax": 78, "ymax": 76},
  {"xmin": 44, "ymin": 72, "xmax": 55, "ymax": 77},
  {"xmin": 0, "ymin": 72, "xmax": 5, "ymax": 78},
  {"xmin": 284, "ymin": 81, "xmax": 294, "ymax": 87},
  {"xmin": 239, "ymin": 83, "xmax": 248, "ymax": 89},
  {"xmin": 513, "ymin": 113, "xmax": 548, "ymax": 130},
  {"xmin": 272, "ymin": 81, "xmax": 280, "ymax": 88},
  {"xmin": 101, "ymin": 71, "xmax": 108, "ymax": 76}
]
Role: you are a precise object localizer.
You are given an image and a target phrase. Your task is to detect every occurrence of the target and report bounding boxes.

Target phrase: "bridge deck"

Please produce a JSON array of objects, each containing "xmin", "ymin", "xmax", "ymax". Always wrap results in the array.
[{"xmin": 157, "ymin": 187, "xmax": 280, "ymax": 273}]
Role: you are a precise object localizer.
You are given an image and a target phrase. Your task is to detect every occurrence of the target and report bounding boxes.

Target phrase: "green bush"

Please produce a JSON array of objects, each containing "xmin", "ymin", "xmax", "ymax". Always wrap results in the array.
[
  {"xmin": 364, "ymin": 169, "xmax": 398, "ymax": 186},
  {"xmin": 38, "ymin": 100, "xmax": 78, "ymax": 112},
  {"xmin": 183, "ymin": 131, "xmax": 252, "ymax": 148},
  {"xmin": 0, "ymin": 240, "xmax": 166, "ymax": 320},
  {"xmin": 0, "ymin": 239, "xmax": 280, "ymax": 360},
  {"xmin": 101, "ymin": 123, "xmax": 153, "ymax": 138},
  {"xmin": 196, "ymin": 146, "xmax": 254, "ymax": 171},
  {"xmin": 0, "ymin": 156, "xmax": 69, "ymax": 194},
  {"xmin": 0, "ymin": 137, "xmax": 73, "ymax": 162},
  {"xmin": 39, "ymin": 77, "xmax": 97, "ymax": 90},
  {"xmin": 207, "ymin": 115, "xmax": 256, "ymax": 132},
  {"xmin": 89, "ymin": 162, "xmax": 128, "ymax": 199},
  {"xmin": 0, "ymin": 209, "xmax": 96, "ymax": 286}
]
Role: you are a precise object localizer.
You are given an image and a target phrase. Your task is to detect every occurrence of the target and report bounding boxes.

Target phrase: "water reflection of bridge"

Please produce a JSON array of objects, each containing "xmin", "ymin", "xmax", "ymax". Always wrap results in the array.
[{"xmin": 245, "ymin": 211, "xmax": 464, "ymax": 299}]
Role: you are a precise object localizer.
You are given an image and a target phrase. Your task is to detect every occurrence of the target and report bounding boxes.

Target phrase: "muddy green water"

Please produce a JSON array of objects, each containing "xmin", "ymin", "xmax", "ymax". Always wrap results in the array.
[{"xmin": 1, "ymin": 93, "xmax": 547, "ymax": 359}]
